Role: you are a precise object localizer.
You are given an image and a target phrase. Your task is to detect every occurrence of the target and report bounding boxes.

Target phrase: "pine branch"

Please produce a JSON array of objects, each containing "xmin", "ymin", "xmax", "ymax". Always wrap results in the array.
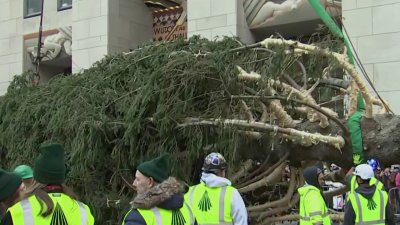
[
  {"xmin": 260, "ymin": 38, "xmax": 389, "ymax": 117},
  {"xmin": 177, "ymin": 118, "xmax": 345, "ymax": 149},
  {"xmin": 237, "ymin": 66, "xmax": 338, "ymax": 128}
]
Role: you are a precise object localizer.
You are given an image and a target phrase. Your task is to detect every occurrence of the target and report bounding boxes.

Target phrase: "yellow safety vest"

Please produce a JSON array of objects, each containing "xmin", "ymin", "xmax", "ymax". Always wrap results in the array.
[
  {"xmin": 298, "ymin": 185, "xmax": 331, "ymax": 225},
  {"xmin": 350, "ymin": 176, "xmax": 384, "ymax": 193},
  {"xmin": 348, "ymin": 189, "xmax": 388, "ymax": 225},
  {"xmin": 8, "ymin": 192, "xmax": 94, "ymax": 225},
  {"xmin": 122, "ymin": 202, "xmax": 195, "ymax": 225},
  {"xmin": 184, "ymin": 182, "xmax": 234, "ymax": 225}
]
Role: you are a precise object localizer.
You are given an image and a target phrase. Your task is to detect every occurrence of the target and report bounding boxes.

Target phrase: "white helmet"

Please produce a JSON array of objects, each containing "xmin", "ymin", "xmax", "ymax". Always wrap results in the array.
[{"xmin": 353, "ymin": 164, "xmax": 374, "ymax": 180}]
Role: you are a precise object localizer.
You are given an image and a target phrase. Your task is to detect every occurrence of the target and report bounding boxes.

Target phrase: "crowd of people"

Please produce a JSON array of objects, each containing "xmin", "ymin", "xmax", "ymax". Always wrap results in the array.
[
  {"xmin": 376, "ymin": 163, "xmax": 400, "ymax": 215},
  {"xmin": 0, "ymin": 143, "xmax": 94, "ymax": 225},
  {"xmin": 0, "ymin": 144, "xmax": 249, "ymax": 225},
  {"xmin": 0, "ymin": 142, "xmax": 399, "ymax": 225},
  {"xmin": 377, "ymin": 165, "xmax": 400, "ymax": 193}
]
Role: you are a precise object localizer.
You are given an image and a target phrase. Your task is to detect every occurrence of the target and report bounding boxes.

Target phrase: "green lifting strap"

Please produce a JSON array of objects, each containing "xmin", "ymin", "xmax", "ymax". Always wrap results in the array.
[
  {"xmin": 307, "ymin": 0, "xmax": 354, "ymax": 64},
  {"xmin": 348, "ymin": 93, "xmax": 366, "ymax": 165},
  {"xmin": 308, "ymin": 0, "xmax": 365, "ymax": 164}
]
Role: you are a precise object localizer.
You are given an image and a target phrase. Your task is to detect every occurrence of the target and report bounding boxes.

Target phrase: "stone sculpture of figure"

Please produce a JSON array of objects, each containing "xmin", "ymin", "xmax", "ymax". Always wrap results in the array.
[
  {"xmin": 27, "ymin": 26, "xmax": 72, "ymax": 61},
  {"xmin": 250, "ymin": 0, "xmax": 305, "ymax": 28}
]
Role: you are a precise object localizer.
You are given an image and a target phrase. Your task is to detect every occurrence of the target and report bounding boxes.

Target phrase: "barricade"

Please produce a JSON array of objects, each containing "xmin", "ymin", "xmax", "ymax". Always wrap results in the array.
[{"xmin": 389, "ymin": 187, "xmax": 400, "ymax": 215}]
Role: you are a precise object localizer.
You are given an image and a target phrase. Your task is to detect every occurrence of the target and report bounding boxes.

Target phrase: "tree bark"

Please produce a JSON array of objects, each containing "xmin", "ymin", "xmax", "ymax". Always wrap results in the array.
[
  {"xmin": 295, "ymin": 114, "xmax": 400, "ymax": 167},
  {"xmin": 235, "ymin": 114, "xmax": 400, "ymax": 170},
  {"xmin": 361, "ymin": 115, "xmax": 400, "ymax": 166}
]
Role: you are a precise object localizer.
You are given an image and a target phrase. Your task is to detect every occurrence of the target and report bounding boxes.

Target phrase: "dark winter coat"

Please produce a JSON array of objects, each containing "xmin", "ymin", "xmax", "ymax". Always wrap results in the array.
[
  {"xmin": 122, "ymin": 177, "xmax": 197, "ymax": 225},
  {"xmin": 343, "ymin": 183, "xmax": 394, "ymax": 225}
]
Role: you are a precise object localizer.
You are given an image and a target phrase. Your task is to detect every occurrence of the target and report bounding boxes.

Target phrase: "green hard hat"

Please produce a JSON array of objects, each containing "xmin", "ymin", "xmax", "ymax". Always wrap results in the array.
[{"xmin": 13, "ymin": 165, "xmax": 33, "ymax": 179}]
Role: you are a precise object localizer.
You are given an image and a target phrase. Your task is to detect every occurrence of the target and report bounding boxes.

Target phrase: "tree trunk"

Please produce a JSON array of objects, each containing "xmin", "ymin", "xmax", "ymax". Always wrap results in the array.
[
  {"xmin": 237, "ymin": 114, "xmax": 400, "ymax": 170},
  {"xmin": 361, "ymin": 115, "xmax": 400, "ymax": 166}
]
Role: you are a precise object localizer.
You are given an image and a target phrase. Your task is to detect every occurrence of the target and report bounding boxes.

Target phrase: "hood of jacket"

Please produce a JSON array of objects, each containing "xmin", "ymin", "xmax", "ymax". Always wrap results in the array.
[
  {"xmin": 303, "ymin": 166, "xmax": 323, "ymax": 189},
  {"xmin": 355, "ymin": 183, "xmax": 376, "ymax": 199},
  {"xmin": 298, "ymin": 184, "xmax": 321, "ymax": 196},
  {"xmin": 131, "ymin": 177, "xmax": 184, "ymax": 210},
  {"xmin": 200, "ymin": 172, "xmax": 231, "ymax": 188}
]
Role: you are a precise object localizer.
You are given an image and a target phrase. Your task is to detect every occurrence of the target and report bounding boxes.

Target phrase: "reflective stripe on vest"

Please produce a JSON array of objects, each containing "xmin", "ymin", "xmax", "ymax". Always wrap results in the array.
[
  {"xmin": 186, "ymin": 202, "xmax": 194, "ymax": 225},
  {"xmin": 151, "ymin": 207, "xmax": 163, "ymax": 225},
  {"xmin": 188, "ymin": 184, "xmax": 229, "ymax": 222},
  {"xmin": 352, "ymin": 176, "xmax": 357, "ymax": 193},
  {"xmin": 351, "ymin": 176, "xmax": 384, "ymax": 193},
  {"xmin": 188, "ymin": 185, "xmax": 197, "ymax": 205},
  {"xmin": 299, "ymin": 186, "xmax": 331, "ymax": 225},
  {"xmin": 9, "ymin": 194, "xmax": 90, "ymax": 225},
  {"xmin": 300, "ymin": 211, "xmax": 328, "ymax": 221},
  {"xmin": 374, "ymin": 179, "xmax": 384, "ymax": 190},
  {"xmin": 188, "ymin": 186, "xmax": 230, "ymax": 225},
  {"xmin": 78, "ymin": 202, "xmax": 89, "ymax": 225},
  {"xmin": 218, "ymin": 186, "xmax": 227, "ymax": 223},
  {"xmin": 351, "ymin": 191, "xmax": 386, "ymax": 225},
  {"xmin": 138, "ymin": 202, "xmax": 194, "ymax": 225},
  {"xmin": 300, "ymin": 214, "xmax": 328, "ymax": 221},
  {"xmin": 21, "ymin": 199, "xmax": 34, "ymax": 225},
  {"xmin": 185, "ymin": 183, "xmax": 234, "ymax": 225}
]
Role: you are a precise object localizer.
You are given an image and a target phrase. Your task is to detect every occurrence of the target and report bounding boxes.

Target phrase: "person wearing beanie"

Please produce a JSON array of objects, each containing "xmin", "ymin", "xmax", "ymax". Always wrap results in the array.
[
  {"xmin": 344, "ymin": 164, "xmax": 394, "ymax": 225},
  {"xmin": 0, "ymin": 169, "xmax": 25, "ymax": 218},
  {"xmin": 13, "ymin": 165, "xmax": 34, "ymax": 188},
  {"xmin": 298, "ymin": 166, "xmax": 331, "ymax": 225},
  {"xmin": 3, "ymin": 143, "xmax": 94, "ymax": 225},
  {"xmin": 122, "ymin": 154, "xmax": 196, "ymax": 225},
  {"xmin": 184, "ymin": 152, "xmax": 247, "ymax": 225}
]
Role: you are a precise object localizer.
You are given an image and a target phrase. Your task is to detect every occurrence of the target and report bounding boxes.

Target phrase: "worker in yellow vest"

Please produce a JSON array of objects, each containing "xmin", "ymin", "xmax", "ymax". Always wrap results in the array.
[
  {"xmin": 0, "ymin": 169, "xmax": 25, "ymax": 219},
  {"xmin": 344, "ymin": 164, "xmax": 394, "ymax": 225},
  {"xmin": 122, "ymin": 154, "xmax": 196, "ymax": 225},
  {"xmin": 4, "ymin": 143, "xmax": 94, "ymax": 225},
  {"xmin": 298, "ymin": 166, "xmax": 331, "ymax": 225},
  {"xmin": 346, "ymin": 159, "xmax": 385, "ymax": 193},
  {"xmin": 184, "ymin": 152, "xmax": 247, "ymax": 225}
]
